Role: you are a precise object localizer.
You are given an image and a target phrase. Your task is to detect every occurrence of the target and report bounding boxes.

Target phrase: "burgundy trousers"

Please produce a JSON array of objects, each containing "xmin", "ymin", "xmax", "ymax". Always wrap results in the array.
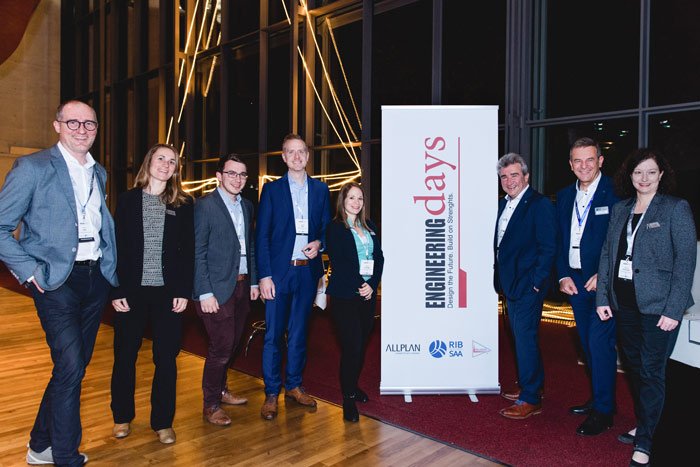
[{"xmin": 195, "ymin": 279, "xmax": 251, "ymax": 409}]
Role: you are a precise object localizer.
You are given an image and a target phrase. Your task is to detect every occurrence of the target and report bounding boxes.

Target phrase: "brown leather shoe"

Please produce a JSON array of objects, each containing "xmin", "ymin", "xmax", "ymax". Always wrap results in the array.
[
  {"xmin": 203, "ymin": 406, "xmax": 232, "ymax": 426},
  {"xmin": 499, "ymin": 402, "xmax": 543, "ymax": 420},
  {"xmin": 155, "ymin": 427, "xmax": 176, "ymax": 444},
  {"xmin": 284, "ymin": 387, "xmax": 317, "ymax": 407},
  {"xmin": 261, "ymin": 394, "xmax": 278, "ymax": 420},
  {"xmin": 112, "ymin": 423, "xmax": 131, "ymax": 438},
  {"xmin": 221, "ymin": 390, "xmax": 248, "ymax": 405}
]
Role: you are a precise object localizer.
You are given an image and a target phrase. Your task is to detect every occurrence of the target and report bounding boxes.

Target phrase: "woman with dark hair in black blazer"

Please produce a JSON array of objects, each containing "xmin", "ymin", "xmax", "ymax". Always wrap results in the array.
[
  {"xmin": 597, "ymin": 149, "xmax": 696, "ymax": 466},
  {"xmin": 110, "ymin": 143, "xmax": 194, "ymax": 444},
  {"xmin": 326, "ymin": 182, "xmax": 384, "ymax": 422}
]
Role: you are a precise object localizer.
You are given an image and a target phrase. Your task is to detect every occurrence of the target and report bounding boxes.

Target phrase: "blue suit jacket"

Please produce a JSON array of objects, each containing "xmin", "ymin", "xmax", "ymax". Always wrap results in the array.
[
  {"xmin": 493, "ymin": 186, "xmax": 556, "ymax": 300},
  {"xmin": 0, "ymin": 144, "xmax": 117, "ymax": 290},
  {"xmin": 255, "ymin": 173, "xmax": 331, "ymax": 284},
  {"xmin": 555, "ymin": 175, "xmax": 620, "ymax": 282},
  {"xmin": 326, "ymin": 219, "xmax": 384, "ymax": 299},
  {"xmin": 194, "ymin": 189, "xmax": 257, "ymax": 303}
]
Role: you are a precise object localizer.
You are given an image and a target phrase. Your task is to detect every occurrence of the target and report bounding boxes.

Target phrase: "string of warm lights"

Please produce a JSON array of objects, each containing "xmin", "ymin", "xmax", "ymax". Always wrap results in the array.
[
  {"xmin": 175, "ymin": 0, "xmax": 365, "ymax": 196},
  {"xmin": 299, "ymin": 0, "xmax": 360, "ymax": 148},
  {"xmin": 326, "ymin": 18, "xmax": 362, "ymax": 132}
]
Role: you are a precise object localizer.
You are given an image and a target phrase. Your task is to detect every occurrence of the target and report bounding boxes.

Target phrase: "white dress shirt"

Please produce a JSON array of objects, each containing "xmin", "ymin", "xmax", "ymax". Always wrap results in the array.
[
  {"xmin": 58, "ymin": 142, "xmax": 102, "ymax": 261},
  {"xmin": 568, "ymin": 172, "xmax": 601, "ymax": 269},
  {"xmin": 497, "ymin": 185, "xmax": 529, "ymax": 248}
]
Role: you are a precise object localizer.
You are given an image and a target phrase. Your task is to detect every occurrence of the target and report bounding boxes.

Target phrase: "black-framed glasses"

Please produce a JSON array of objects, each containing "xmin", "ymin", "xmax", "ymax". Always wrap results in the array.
[
  {"xmin": 221, "ymin": 170, "xmax": 248, "ymax": 179},
  {"xmin": 57, "ymin": 119, "xmax": 99, "ymax": 131}
]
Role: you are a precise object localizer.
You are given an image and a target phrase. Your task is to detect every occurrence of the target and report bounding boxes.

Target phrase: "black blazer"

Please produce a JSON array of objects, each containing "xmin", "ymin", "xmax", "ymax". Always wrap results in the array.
[
  {"xmin": 111, "ymin": 188, "xmax": 194, "ymax": 299},
  {"xmin": 326, "ymin": 219, "xmax": 384, "ymax": 299}
]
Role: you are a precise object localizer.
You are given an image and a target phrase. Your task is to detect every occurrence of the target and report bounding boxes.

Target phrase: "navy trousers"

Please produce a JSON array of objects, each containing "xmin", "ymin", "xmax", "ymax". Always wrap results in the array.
[
  {"xmin": 505, "ymin": 287, "xmax": 546, "ymax": 405},
  {"xmin": 569, "ymin": 269, "xmax": 617, "ymax": 414},
  {"xmin": 262, "ymin": 265, "xmax": 316, "ymax": 395},
  {"xmin": 29, "ymin": 262, "xmax": 110, "ymax": 467}
]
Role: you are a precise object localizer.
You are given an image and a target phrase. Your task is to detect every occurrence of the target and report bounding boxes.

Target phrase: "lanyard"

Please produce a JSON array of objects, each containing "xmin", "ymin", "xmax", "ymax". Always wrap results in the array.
[
  {"xmin": 77, "ymin": 169, "xmax": 96, "ymax": 218},
  {"xmin": 349, "ymin": 221, "xmax": 370, "ymax": 259},
  {"xmin": 575, "ymin": 196, "xmax": 593, "ymax": 228},
  {"xmin": 625, "ymin": 203, "xmax": 646, "ymax": 258},
  {"xmin": 291, "ymin": 182, "xmax": 308, "ymax": 219}
]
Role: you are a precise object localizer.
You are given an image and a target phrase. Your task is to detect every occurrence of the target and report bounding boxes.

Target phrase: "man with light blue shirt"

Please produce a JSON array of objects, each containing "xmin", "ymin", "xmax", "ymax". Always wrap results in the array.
[
  {"xmin": 256, "ymin": 134, "xmax": 331, "ymax": 420},
  {"xmin": 193, "ymin": 154, "xmax": 259, "ymax": 426},
  {"xmin": 0, "ymin": 100, "xmax": 117, "ymax": 466}
]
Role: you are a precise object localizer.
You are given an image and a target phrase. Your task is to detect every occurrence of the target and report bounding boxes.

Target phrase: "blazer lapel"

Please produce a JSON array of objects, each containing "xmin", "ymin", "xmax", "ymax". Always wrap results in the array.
[
  {"xmin": 50, "ymin": 146, "xmax": 78, "ymax": 221},
  {"xmin": 502, "ymin": 187, "xmax": 532, "ymax": 242},
  {"xmin": 213, "ymin": 190, "xmax": 236, "ymax": 231}
]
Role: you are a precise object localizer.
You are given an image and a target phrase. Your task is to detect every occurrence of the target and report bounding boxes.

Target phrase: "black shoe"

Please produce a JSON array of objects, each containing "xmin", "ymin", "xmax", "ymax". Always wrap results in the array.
[
  {"xmin": 569, "ymin": 400, "xmax": 593, "ymax": 415},
  {"xmin": 343, "ymin": 398, "xmax": 359, "ymax": 422},
  {"xmin": 354, "ymin": 388, "xmax": 369, "ymax": 403},
  {"xmin": 618, "ymin": 432, "xmax": 635, "ymax": 445},
  {"xmin": 576, "ymin": 410, "xmax": 613, "ymax": 436}
]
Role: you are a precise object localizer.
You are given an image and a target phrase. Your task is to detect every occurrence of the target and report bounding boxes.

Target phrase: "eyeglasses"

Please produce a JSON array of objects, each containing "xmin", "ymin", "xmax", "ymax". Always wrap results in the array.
[
  {"xmin": 221, "ymin": 170, "xmax": 248, "ymax": 179},
  {"xmin": 57, "ymin": 120, "xmax": 99, "ymax": 131}
]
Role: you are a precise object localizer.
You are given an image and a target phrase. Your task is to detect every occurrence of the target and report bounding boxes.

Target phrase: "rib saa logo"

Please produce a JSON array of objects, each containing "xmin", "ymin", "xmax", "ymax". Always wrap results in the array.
[{"xmin": 429, "ymin": 340, "xmax": 447, "ymax": 358}]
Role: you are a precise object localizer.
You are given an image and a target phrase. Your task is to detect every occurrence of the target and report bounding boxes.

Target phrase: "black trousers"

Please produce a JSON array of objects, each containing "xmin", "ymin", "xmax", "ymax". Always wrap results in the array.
[
  {"xmin": 330, "ymin": 295, "xmax": 375, "ymax": 397},
  {"xmin": 110, "ymin": 286, "xmax": 182, "ymax": 431}
]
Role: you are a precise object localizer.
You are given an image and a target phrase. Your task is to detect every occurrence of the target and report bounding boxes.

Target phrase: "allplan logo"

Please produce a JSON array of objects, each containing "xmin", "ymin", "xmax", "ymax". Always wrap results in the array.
[
  {"xmin": 385, "ymin": 343, "xmax": 421, "ymax": 354},
  {"xmin": 429, "ymin": 339, "xmax": 464, "ymax": 358}
]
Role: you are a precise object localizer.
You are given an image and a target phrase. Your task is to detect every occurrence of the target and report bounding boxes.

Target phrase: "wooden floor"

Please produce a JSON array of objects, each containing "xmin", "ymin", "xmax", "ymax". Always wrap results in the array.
[{"xmin": 0, "ymin": 283, "xmax": 498, "ymax": 466}]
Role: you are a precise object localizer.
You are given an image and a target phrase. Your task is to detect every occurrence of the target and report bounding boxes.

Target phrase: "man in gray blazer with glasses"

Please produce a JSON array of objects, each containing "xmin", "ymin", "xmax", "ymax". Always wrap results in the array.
[{"xmin": 0, "ymin": 100, "xmax": 117, "ymax": 466}]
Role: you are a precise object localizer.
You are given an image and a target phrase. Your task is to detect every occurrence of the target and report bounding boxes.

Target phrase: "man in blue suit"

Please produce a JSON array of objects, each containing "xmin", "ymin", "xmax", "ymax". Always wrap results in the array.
[
  {"xmin": 494, "ymin": 153, "xmax": 556, "ymax": 420},
  {"xmin": 556, "ymin": 137, "xmax": 619, "ymax": 436},
  {"xmin": 0, "ymin": 100, "xmax": 117, "ymax": 465},
  {"xmin": 256, "ymin": 134, "xmax": 331, "ymax": 420}
]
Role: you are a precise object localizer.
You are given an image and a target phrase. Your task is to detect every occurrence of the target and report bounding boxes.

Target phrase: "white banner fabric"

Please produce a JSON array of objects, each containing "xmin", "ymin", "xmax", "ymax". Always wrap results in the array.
[{"xmin": 380, "ymin": 105, "xmax": 500, "ymax": 395}]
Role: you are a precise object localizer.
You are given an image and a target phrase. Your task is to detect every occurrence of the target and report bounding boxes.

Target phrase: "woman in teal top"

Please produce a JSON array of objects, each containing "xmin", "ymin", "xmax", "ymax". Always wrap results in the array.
[{"xmin": 326, "ymin": 182, "xmax": 384, "ymax": 422}]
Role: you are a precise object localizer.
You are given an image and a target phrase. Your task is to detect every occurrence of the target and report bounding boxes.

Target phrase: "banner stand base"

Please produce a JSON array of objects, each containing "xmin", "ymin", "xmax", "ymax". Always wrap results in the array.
[
  {"xmin": 468, "ymin": 394, "xmax": 479, "ymax": 403},
  {"xmin": 404, "ymin": 394, "xmax": 412, "ymax": 403}
]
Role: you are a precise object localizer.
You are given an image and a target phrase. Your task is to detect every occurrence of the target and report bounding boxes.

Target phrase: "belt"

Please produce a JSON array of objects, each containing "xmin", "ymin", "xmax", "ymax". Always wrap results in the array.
[
  {"xmin": 237, "ymin": 274, "xmax": 248, "ymax": 282},
  {"xmin": 74, "ymin": 259, "xmax": 99, "ymax": 267},
  {"xmin": 290, "ymin": 259, "xmax": 309, "ymax": 266}
]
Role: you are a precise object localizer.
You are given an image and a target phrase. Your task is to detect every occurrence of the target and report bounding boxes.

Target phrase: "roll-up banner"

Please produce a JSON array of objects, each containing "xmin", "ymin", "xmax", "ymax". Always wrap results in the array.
[{"xmin": 380, "ymin": 105, "xmax": 500, "ymax": 398}]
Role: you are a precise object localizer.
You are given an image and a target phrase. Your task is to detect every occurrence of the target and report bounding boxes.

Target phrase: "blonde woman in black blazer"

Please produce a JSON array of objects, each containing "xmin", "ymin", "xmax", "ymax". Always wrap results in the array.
[
  {"xmin": 110, "ymin": 144, "xmax": 194, "ymax": 444},
  {"xmin": 596, "ymin": 149, "xmax": 696, "ymax": 467},
  {"xmin": 326, "ymin": 182, "xmax": 384, "ymax": 422}
]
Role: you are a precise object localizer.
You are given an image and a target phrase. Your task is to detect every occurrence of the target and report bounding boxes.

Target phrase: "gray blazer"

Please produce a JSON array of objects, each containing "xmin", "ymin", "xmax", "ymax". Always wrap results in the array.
[
  {"xmin": 597, "ymin": 194, "xmax": 697, "ymax": 321},
  {"xmin": 0, "ymin": 145, "xmax": 118, "ymax": 290},
  {"xmin": 193, "ymin": 189, "xmax": 257, "ymax": 303}
]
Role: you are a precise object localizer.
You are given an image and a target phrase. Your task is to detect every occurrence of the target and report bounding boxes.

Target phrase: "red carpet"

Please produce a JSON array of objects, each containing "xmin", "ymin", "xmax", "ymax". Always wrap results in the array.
[{"xmin": 175, "ymin": 299, "xmax": 637, "ymax": 467}]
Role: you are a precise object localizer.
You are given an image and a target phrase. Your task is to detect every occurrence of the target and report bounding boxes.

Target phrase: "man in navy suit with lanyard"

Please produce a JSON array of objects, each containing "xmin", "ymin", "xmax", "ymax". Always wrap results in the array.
[
  {"xmin": 256, "ymin": 134, "xmax": 331, "ymax": 420},
  {"xmin": 556, "ymin": 137, "xmax": 619, "ymax": 436}
]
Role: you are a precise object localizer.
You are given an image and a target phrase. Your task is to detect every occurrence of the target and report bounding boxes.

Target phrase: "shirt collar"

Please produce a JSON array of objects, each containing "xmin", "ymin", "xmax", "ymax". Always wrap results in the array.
[
  {"xmin": 576, "ymin": 172, "xmax": 602, "ymax": 194},
  {"xmin": 217, "ymin": 187, "xmax": 241, "ymax": 207},
  {"xmin": 57, "ymin": 141, "xmax": 96, "ymax": 169},
  {"xmin": 505, "ymin": 184, "xmax": 529, "ymax": 202},
  {"xmin": 287, "ymin": 172, "xmax": 308, "ymax": 189}
]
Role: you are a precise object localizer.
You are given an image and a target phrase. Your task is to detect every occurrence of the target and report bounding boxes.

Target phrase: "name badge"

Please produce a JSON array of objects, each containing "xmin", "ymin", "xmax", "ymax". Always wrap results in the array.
[
  {"xmin": 239, "ymin": 238, "xmax": 246, "ymax": 255},
  {"xmin": 295, "ymin": 218, "xmax": 309, "ymax": 234},
  {"xmin": 618, "ymin": 259, "xmax": 633, "ymax": 280},
  {"xmin": 572, "ymin": 230, "xmax": 582, "ymax": 246},
  {"xmin": 647, "ymin": 222, "xmax": 660, "ymax": 229},
  {"xmin": 78, "ymin": 218, "xmax": 94, "ymax": 243},
  {"xmin": 360, "ymin": 259, "xmax": 374, "ymax": 276},
  {"xmin": 166, "ymin": 209, "xmax": 176, "ymax": 216},
  {"xmin": 595, "ymin": 206, "xmax": 609, "ymax": 215}
]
